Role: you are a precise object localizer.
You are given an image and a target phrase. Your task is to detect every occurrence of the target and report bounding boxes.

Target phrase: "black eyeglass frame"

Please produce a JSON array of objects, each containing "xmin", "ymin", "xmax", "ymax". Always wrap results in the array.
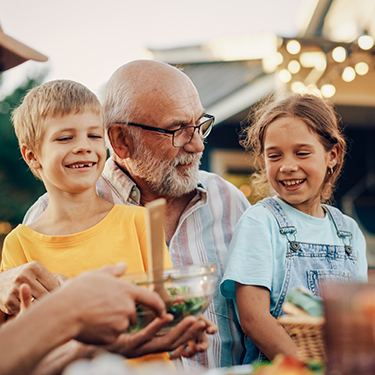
[{"xmin": 113, "ymin": 114, "xmax": 215, "ymax": 148}]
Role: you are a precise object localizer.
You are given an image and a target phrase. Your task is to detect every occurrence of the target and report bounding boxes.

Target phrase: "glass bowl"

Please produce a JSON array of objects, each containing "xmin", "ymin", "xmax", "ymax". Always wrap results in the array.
[{"xmin": 123, "ymin": 263, "xmax": 218, "ymax": 334}]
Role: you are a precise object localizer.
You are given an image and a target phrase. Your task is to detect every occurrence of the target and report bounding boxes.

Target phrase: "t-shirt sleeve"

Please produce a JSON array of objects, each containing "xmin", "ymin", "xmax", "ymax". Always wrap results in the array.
[
  {"xmin": 220, "ymin": 207, "xmax": 274, "ymax": 301},
  {"xmin": 1, "ymin": 229, "xmax": 28, "ymax": 272}
]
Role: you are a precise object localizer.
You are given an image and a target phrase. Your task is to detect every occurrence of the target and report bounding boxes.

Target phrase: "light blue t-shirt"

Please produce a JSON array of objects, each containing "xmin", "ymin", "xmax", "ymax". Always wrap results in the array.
[{"xmin": 220, "ymin": 196, "xmax": 368, "ymax": 319}]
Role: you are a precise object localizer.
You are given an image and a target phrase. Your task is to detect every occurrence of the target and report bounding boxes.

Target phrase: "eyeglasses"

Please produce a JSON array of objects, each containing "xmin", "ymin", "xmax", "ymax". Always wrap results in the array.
[{"xmin": 114, "ymin": 114, "xmax": 215, "ymax": 148}]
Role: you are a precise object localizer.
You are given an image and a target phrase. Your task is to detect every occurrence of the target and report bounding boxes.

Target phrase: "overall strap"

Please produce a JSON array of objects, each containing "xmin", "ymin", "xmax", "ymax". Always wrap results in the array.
[
  {"xmin": 322, "ymin": 204, "xmax": 353, "ymax": 255},
  {"xmin": 260, "ymin": 197, "xmax": 300, "ymax": 251}
]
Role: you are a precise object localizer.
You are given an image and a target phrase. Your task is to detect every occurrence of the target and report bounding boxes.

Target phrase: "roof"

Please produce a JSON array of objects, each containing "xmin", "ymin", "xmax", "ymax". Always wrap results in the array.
[{"xmin": 180, "ymin": 61, "xmax": 275, "ymax": 124}]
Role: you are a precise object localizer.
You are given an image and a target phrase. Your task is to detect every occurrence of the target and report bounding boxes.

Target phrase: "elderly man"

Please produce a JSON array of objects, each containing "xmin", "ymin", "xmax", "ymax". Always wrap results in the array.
[{"xmin": 19, "ymin": 59, "xmax": 250, "ymax": 369}]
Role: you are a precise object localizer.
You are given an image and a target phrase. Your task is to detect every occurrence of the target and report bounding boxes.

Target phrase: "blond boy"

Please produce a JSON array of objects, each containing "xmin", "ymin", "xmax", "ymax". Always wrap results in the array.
[{"xmin": 1, "ymin": 80, "xmax": 172, "ymax": 278}]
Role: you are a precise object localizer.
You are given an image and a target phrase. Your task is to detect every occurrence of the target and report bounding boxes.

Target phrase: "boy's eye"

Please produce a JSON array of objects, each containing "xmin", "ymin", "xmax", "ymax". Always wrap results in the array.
[
  {"xmin": 56, "ymin": 136, "xmax": 72, "ymax": 142},
  {"xmin": 88, "ymin": 134, "xmax": 103, "ymax": 139}
]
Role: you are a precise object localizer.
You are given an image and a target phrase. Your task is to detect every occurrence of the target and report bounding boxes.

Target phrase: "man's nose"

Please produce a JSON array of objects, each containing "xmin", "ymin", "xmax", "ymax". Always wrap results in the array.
[{"xmin": 183, "ymin": 128, "xmax": 205, "ymax": 153}]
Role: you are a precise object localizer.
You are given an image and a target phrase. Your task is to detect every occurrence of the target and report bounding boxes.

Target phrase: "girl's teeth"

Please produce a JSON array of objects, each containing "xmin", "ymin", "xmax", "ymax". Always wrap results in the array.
[{"xmin": 283, "ymin": 179, "xmax": 304, "ymax": 186}]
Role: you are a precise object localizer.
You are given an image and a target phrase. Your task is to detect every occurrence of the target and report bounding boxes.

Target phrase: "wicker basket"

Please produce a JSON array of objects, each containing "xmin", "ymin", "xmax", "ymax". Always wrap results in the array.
[{"xmin": 278, "ymin": 314, "xmax": 326, "ymax": 363}]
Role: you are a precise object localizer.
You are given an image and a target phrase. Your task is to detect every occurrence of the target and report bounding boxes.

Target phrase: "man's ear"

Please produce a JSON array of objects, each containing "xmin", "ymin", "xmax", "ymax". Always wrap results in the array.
[
  {"xmin": 20, "ymin": 144, "xmax": 41, "ymax": 170},
  {"xmin": 108, "ymin": 124, "xmax": 132, "ymax": 159}
]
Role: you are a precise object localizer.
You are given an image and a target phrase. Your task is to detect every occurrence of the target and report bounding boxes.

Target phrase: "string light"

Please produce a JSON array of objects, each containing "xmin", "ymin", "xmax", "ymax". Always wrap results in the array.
[
  {"xmin": 291, "ymin": 81, "xmax": 306, "ymax": 93},
  {"xmin": 278, "ymin": 37, "xmax": 374, "ymax": 95},
  {"xmin": 342, "ymin": 66, "xmax": 356, "ymax": 82},
  {"xmin": 354, "ymin": 62, "xmax": 369, "ymax": 75},
  {"xmin": 358, "ymin": 35, "xmax": 374, "ymax": 50},
  {"xmin": 321, "ymin": 84, "xmax": 336, "ymax": 98},
  {"xmin": 276, "ymin": 52, "xmax": 284, "ymax": 65},
  {"xmin": 332, "ymin": 46, "xmax": 347, "ymax": 63},
  {"xmin": 288, "ymin": 60, "xmax": 301, "ymax": 74},
  {"xmin": 279, "ymin": 69, "xmax": 292, "ymax": 83},
  {"xmin": 286, "ymin": 40, "xmax": 301, "ymax": 55}
]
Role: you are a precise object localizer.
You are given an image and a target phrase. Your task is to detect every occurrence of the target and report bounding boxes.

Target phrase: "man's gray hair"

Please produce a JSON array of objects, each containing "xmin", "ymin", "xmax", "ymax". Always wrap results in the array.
[{"xmin": 98, "ymin": 79, "xmax": 144, "ymax": 130}]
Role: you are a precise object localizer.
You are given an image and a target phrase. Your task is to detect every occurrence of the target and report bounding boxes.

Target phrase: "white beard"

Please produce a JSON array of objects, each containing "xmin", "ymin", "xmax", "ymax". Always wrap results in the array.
[{"xmin": 127, "ymin": 139, "xmax": 202, "ymax": 198}]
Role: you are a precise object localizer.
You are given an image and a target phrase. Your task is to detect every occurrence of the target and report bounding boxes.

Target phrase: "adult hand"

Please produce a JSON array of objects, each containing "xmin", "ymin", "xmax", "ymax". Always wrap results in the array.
[
  {"xmin": 57, "ymin": 263, "xmax": 167, "ymax": 345},
  {"xmin": 105, "ymin": 314, "xmax": 216, "ymax": 359},
  {"xmin": 0, "ymin": 261, "xmax": 62, "ymax": 315},
  {"xmin": 19, "ymin": 283, "xmax": 33, "ymax": 314},
  {"xmin": 169, "ymin": 314, "xmax": 218, "ymax": 359}
]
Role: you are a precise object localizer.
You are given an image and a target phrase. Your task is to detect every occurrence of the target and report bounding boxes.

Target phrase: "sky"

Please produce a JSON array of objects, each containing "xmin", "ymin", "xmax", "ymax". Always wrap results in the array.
[{"xmin": 0, "ymin": 0, "xmax": 309, "ymax": 97}]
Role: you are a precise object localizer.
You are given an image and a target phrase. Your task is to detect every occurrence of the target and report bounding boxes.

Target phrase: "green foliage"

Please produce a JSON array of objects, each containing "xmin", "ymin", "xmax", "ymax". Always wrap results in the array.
[{"xmin": 0, "ymin": 76, "xmax": 47, "ymax": 227}]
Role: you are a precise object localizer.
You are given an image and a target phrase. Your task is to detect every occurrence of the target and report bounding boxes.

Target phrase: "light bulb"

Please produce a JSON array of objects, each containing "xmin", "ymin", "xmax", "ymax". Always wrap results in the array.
[
  {"xmin": 321, "ymin": 84, "xmax": 336, "ymax": 98},
  {"xmin": 358, "ymin": 35, "xmax": 374, "ymax": 50},
  {"xmin": 355, "ymin": 62, "xmax": 369, "ymax": 75},
  {"xmin": 291, "ymin": 81, "xmax": 306, "ymax": 94},
  {"xmin": 288, "ymin": 60, "xmax": 301, "ymax": 74},
  {"xmin": 342, "ymin": 66, "xmax": 356, "ymax": 82},
  {"xmin": 279, "ymin": 69, "xmax": 292, "ymax": 83},
  {"xmin": 332, "ymin": 47, "xmax": 346, "ymax": 63},
  {"xmin": 286, "ymin": 40, "xmax": 301, "ymax": 55}
]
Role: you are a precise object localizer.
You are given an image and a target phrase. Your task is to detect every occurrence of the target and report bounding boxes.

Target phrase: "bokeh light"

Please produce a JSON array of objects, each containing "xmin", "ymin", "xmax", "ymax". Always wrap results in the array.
[
  {"xmin": 332, "ymin": 46, "xmax": 347, "ymax": 63},
  {"xmin": 342, "ymin": 66, "xmax": 356, "ymax": 82},
  {"xmin": 286, "ymin": 40, "xmax": 301, "ymax": 55}
]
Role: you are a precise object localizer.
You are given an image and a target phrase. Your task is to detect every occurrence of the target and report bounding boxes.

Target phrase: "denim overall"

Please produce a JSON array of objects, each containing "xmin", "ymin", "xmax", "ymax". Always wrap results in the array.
[{"xmin": 243, "ymin": 197, "xmax": 358, "ymax": 364}]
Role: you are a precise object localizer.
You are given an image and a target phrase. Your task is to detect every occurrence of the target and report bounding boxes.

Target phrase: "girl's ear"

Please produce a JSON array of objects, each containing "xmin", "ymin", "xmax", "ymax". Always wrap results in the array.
[
  {"xmin": 107, "ymin": 124, "xmax": 132, "ymax": 159},
  {"xmin": 328, "ymin": 143, "xmax": 340, "ymax": 169},
  {"xmin": 20, "ymin": 144, "xmax": 41, "ymax": 170}
]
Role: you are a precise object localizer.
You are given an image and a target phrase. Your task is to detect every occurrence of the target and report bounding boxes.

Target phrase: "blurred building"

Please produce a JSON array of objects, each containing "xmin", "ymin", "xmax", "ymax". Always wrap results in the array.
[{"xmin": 147, "ymin": 0, "xmax": 375, "ymax": 266}]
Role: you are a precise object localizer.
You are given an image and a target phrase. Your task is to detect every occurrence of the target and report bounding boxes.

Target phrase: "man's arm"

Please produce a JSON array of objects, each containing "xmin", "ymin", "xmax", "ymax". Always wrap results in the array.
[
  {"xmin": 0, "ymin": 261, "xmax": 62, "ymax": 315},
  {"xmin": 22, "ymin": 192, "xmax": 49, "ymax": 225}
]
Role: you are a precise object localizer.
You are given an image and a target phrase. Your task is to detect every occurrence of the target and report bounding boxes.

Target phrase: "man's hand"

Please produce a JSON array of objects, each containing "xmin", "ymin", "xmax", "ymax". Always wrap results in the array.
[
  {"xmin": 0, "ymin": 262, "xmax": 62, "ymax": 315},
  {"xmin": 105, "ymin": 313, "xmax": 217, "ymax": 359}
]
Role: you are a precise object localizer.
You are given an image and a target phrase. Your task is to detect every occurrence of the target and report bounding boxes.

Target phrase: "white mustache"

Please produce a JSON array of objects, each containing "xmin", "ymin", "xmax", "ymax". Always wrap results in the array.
[{"xmin": 170, "ymin": 152, "xmax": 202, "ymax": 168}]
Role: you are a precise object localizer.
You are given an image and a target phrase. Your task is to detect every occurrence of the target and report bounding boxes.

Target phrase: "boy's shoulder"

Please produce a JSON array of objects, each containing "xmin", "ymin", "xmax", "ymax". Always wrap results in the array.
[{"xmin": 114, "ymin": 204, "xmax": 146, "ymax": 221}]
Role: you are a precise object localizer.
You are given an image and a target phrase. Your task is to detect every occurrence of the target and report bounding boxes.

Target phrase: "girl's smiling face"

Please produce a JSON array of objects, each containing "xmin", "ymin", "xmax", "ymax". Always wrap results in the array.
[{"xmin": 263, "ymin": 116, "xmax": 339, "ymax": 217}]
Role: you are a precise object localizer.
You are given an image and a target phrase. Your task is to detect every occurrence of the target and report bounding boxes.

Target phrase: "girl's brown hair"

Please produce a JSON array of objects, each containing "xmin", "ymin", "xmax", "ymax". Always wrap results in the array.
[{"xmin": 241, "ymin": 93, "xmax": 347, "ymax": 203}]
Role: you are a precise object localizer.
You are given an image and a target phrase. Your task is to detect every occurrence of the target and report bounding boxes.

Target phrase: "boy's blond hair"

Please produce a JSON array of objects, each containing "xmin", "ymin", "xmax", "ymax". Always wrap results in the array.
[{"xmin": 12, "ymin": 79, "xmax": 103, "ymax": 178}]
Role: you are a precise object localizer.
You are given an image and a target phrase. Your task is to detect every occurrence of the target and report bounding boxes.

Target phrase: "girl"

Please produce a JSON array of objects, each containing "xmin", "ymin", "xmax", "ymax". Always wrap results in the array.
[{"xmin": 220, "ymin": 93, "xmax": 368, "ymax": 363}]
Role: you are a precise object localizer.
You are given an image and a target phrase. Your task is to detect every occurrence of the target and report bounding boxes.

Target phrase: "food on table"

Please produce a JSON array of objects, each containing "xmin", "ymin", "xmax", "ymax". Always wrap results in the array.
[
  {"xmin": 251, "ymin": 355, "xmax": 324, "ymax": 375},
  {"xmin": 128, "ymin": 285, "xmax": 209, "ymax": 333}
]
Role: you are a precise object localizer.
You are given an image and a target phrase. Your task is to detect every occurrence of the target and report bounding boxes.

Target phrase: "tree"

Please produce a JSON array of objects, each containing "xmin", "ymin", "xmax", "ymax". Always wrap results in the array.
[{"xmin": 0, "ymin": 76, "xmax": 46, "ymax": 228}]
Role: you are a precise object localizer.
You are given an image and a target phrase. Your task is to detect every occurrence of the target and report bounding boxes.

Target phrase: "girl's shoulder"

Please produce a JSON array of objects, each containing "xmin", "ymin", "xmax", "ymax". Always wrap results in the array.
[
  {"xmin": 240, "ymin": 198, "xmax": 279, "ymax": 225},
  {"xmin": 323, "ymin": 204, "xmax": 362, "ymax": 233}
]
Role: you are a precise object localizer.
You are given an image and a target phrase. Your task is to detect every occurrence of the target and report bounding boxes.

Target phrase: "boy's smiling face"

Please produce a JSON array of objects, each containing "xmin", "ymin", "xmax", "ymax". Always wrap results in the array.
[{"xmin": 30, "ymin": 111, "xmax": 106, "ymax": 196}]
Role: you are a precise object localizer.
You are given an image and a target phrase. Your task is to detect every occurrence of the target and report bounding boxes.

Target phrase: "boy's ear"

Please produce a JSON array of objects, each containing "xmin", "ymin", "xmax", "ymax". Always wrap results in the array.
[
  {"xmin": 328, "ymin": 143, "xmax": 340, "ymax": 168},
  {"xmin": 20, "ymin": 144, "xmax": 41, "ymax": 170},
  {"xmin": 107, "ymin": 124, "xmax": 132, "ymax": 159}
]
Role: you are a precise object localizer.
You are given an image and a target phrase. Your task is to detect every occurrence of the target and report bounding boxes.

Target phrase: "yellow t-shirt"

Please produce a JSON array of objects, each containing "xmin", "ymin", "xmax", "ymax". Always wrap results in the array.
[
  {"xmin": 1, "ymin": 205, "xmax": 172, "ymax": 275},
  {"xmin": 0, "ymin": 204, "xmax": 173, "ymax": 363}
]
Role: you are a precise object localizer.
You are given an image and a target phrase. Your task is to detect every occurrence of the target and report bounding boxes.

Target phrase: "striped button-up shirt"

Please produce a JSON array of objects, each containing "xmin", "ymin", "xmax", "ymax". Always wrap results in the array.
[{"xmin": 23, "ymin": 157, "xmax": 250, "ymax": 369}]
